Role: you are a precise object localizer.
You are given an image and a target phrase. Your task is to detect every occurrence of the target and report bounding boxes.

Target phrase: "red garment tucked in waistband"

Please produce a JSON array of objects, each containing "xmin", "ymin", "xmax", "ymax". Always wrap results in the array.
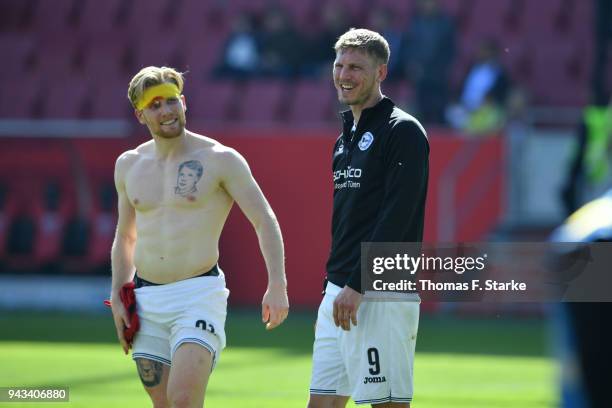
[{"xmin": 104, "ymin": 282, "xmax": 140, "ymax": 346}]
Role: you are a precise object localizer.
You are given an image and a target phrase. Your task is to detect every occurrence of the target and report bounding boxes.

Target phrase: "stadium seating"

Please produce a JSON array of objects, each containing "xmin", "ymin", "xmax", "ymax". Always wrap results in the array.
[
  {"xmin": 33, "ymin": 181, "xmax": 73, "ymax": 267},
  {"xmin": 238, "ymin": 80, "xmax": 287, "ymax": 123},
  {"xmin": 76, "ymin": 0, "xmax": 125, "ymax": 35},
  {"xmin": 0, "ymin": 181, "xmax": 18, "ymax": 261},
  {"xmin": 530, "ymin": 43, "xmax": 590, "ymax": 106},
  {"xmin": 90, "ymin": 78, "xmax": 134, "ymax": 120},
  {"xmin": 277, "ymin": 0, "xmax": 317, "ymax": 32},
  {"xmin": 0, "ymin": 74, "xmax": 43, "ymax": 118},
  {"xmin": 2, "ymin": 34, "xmax": 37, "ymax": 77},
  {"xmin": 173, "ymin": 1, "xmax": 222, "ymax": 39},
  {"xmin": 188, "ymin": 80, "xmax": 238, "ymax": 123},
  {"xmin": 42, "ymin": 78, "xmax": 91, "ymax": 119},
  {"xmin": 29, "ymin": 0, "xmax": 76, "ymax": 35},
  {"xmin": 385, "ymin": 80, "xmax": 414, "ymax": 110},
  {"xmin": 182, "ymin": 32, "xmax": 228, "ymax": 79},
  {"xmin": 374, "ymin": 0, "xmax": 414, "ymax": 23},
  {"xmin": 132, "ymin": 35, "xmax": 186, "ymax": 75},
  {"xmin": 461, "ymin": 0, "xmax": 515, "ymax": 41},
  {"xmin": 0, "ymin": 0, "xmax": 597, "ymax": 121},
  {"xmin": 286, "ymin": 80, "xmax": 335, "ymax": 124},
  {"xmin": 87, "ymin": 181, "xmax": 116, "ymax": 272},
  {"xmin": 82, "ymin": 38, "xmax": 129, "ymax": 80}
]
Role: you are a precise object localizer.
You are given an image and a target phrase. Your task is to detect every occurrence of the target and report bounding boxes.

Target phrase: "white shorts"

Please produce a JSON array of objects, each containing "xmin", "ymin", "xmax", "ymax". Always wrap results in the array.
[
  {"xmin": 131, "ymin": 271, "xmax": 229, "ymax": 369},
  {"xmin": 309, "ymin": 282, "xmax": 420, "ymax": 405}
]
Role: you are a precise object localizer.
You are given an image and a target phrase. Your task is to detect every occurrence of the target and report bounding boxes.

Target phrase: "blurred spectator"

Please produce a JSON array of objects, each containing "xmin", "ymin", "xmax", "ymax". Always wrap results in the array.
[
  {"xmin": 460, "ymin": 40, "xmax": 510, "ymax": 112},
  {"xmin": 214, "ymin": 13, "xmax": 261, "ymax": 79},
  {"xmin": 259, "ymin": 7, "xmax": 306, "ymax": 78},
  {"xmin": 560, "ymin": 90, "xmax": 612, "ymax": 216},
  {"xmin": 463, "ymin": 93, "xmax": 505, "ymax": 135},
  {"xmin": 447, "ymin": 39, "xmax": 511, "ymax": 135},
  {"xmin": 368, "ymin": 8, "xmax": 403, "ymax": 81},
  {"xmin": 401, "ymin": 0, "xmax": 456, "ymax": 124},
  {"xmin": 306, "ymin": 3, "xmax": 351, "ymax": 77},
  {"xmin": 504, "ymin": 88, "xmax": 530, "ymax": 224}
]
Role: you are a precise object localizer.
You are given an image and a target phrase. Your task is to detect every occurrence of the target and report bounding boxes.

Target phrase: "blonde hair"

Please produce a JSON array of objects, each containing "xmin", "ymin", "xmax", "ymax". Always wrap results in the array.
[
  {"xmin": 334, "ymin": 28, "xmax": 390, "ymax": 65},
  {"xmin": 127, "ymin": 66, "xmax": 185, "ymax": 109}
]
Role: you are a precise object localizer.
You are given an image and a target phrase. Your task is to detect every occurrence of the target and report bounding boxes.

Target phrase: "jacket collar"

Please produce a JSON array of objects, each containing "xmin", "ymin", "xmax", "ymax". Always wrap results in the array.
[{"xmin": 340, "ymin": 97, "xmax": 394, "ymax": 136}]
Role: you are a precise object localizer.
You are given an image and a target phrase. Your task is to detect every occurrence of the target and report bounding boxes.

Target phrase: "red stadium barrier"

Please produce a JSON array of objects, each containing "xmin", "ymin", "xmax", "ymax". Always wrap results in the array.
[
  {"xmin": 0, "ymin": 131, "xmax": 504, "ymax": 306},
  {"xmin": 207, "ymin": 128, "xmax": 505, "ymax": 306}
]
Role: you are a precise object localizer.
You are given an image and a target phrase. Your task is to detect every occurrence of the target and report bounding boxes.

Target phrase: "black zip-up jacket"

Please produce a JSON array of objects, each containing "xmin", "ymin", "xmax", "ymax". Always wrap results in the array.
[{"xmin": 326, "ymin": 97, "xmax": 429, "ymax": 292}]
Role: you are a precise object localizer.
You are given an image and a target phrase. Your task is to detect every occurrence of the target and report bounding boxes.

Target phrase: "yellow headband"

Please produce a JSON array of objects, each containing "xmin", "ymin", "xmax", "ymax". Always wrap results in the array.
[{"xmin": 136, "ymin": 83, "xmax": 180, "ymax": 110}]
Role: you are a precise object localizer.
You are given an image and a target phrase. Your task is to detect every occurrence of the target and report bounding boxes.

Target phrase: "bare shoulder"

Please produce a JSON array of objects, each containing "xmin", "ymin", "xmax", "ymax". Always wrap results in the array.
[
  {"xmin": 115, "ymin": 149, "xmax": 138, "ymax": 171},
  {"xmin": 115, "ymin": 141, "xmax": 152, "ymax": 182},
  {"xmin": 214, "ymin": 145, "xmax": 248, "ymax": 173},
  {"xmin": 188, "ymin": 131, "xmax": 218, "ymax": 149},
  {"xmin": 189, "ymin": 132, "xmax": 246, "ymax": 165}
]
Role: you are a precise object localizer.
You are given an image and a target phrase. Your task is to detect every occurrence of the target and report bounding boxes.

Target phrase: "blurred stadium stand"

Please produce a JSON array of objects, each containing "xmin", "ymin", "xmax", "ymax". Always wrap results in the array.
[
  {"xmin": 0, "ymin": 0, "xmax": 597, "ymax": 120},
  {"xmin": 0, "ymin": 132, "xmax": 504, "ymax": 307},
  {"xmin": 0, "ymin": 0, "xmax": 608, "ymax": 310}
]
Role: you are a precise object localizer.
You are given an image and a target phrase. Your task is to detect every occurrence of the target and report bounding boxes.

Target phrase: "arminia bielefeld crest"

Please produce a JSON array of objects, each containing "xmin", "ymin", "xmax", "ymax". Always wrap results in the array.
[{"xmin": 358, "ymin": 132, "xmax": 374, "ymax": 151}]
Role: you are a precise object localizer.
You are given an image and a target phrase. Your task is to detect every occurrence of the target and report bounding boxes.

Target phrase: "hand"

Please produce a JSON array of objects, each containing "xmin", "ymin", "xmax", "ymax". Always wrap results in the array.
[
  {"xmin": 333, "ymin": 286, "xmax": 362, "ymax": 331},
  {"xmin": 261, "ymin": 282, "xmax": 289, "ymax": 330},
  {"xmin": 110, "ymin": 294, "xmax": 131, "ymax": 354}
]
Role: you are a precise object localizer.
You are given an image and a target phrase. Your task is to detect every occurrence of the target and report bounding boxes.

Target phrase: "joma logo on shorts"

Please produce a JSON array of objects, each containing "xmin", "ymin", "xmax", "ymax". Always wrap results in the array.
[{"xmin": 363, "ymin": 376, "xmax": 387, "ymax": 384}]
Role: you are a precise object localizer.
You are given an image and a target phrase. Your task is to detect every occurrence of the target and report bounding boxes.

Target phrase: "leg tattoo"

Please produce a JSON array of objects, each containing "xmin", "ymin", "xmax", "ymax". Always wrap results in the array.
[{"xmin": 136, "ymin": 359, "xmax": 164, "ymax": 387}]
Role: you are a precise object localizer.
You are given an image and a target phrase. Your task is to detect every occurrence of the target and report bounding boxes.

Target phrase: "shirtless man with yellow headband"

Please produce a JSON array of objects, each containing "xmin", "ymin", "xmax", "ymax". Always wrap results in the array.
[{"xmin": 110, "ymin": 66, "xmax": 289, "ymax": 408}]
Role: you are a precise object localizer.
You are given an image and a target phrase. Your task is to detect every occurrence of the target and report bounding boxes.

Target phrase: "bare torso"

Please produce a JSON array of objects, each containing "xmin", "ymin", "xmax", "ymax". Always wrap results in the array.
[{"xmin": 122, "ymin": 133, "xmax": 233, "ymax": 283}]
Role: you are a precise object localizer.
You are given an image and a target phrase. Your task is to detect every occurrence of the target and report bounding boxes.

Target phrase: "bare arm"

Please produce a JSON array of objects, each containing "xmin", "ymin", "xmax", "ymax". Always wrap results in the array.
[
  {"xmin": 110, "ymin": 152, "xmax": 138, "ymax": 353},
  {"xmin": 220, "ymin": 148, "xmax": 288, "ymax": 329}
]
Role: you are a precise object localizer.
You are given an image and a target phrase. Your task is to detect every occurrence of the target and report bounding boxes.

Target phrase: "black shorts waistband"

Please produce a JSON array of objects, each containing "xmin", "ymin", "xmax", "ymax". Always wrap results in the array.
[{"xmin": 135, "ymin": 264, "xmax": 220, "ymax": 288}]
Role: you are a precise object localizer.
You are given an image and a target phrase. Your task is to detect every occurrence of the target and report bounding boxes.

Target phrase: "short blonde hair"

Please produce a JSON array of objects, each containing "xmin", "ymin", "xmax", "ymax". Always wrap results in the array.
[
  {"xmin": 127, "ymin": 66, "xmax": 185, "ymax": 109},
  {"xmin": 334, "ymin": 28, "xmax": 390, "ymax": 65}
]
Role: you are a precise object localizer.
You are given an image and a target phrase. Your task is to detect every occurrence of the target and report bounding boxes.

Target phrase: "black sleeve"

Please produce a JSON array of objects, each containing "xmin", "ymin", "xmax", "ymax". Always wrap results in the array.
[{"xmin": 346, "ymin": 121, "xmax": 429, "ymax": 292}]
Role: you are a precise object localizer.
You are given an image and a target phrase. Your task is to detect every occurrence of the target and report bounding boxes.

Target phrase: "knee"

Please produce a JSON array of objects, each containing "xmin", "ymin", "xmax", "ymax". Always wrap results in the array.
[
  {"xmin": 168, "ymin": 390, "xmax": 197, "ymax": 408},
  {"xmin": 147, "ymin": 394, "xmax": 169, "ymax": 408},
  {"xmin": 147, "ymin": 391, "xmax": 169, "ymax": 408}
]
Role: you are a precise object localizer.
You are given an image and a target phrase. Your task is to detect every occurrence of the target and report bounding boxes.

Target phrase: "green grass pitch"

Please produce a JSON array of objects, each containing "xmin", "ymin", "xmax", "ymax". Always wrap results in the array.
[{"xmin": 0, "ymin": 310, "xmax": 556, "ymax": 407}]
